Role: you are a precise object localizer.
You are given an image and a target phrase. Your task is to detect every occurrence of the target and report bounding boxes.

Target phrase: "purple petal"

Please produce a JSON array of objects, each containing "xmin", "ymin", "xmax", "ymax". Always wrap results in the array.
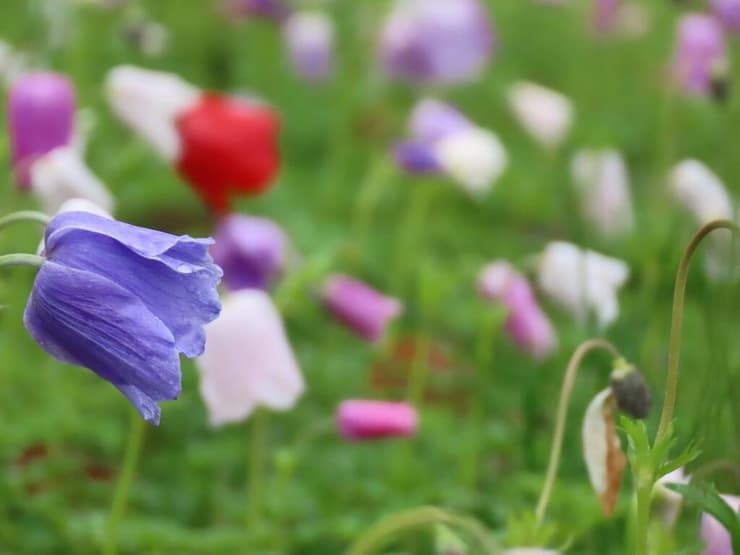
[
  {"xmin": 408, "ymin": 99, "xmax": 472, "ymax": 143},
  {"xmin": 393, "ymin": 141, "xmax": 442, "ymax": 173},
  {"xmin": 283, "ymin": 12, "xmax": 334, "ymax": 82},
  {"xmin": 211, "ymin": 214, "xmax": 286, "ymax": 292},
  {"xmin": 711, "ymin": 0, "xmax": 740, "ymax": 32},
  {"xmin": 7, "ymin": 73, "xmax": 75, "ymax": 189},
  {"xmin": 44, "ymin": 212, "xmax": 222, "ymax": 358},
  {"xmin": 336, "ymin": 399, "xmax": 418, "ymax": 441},
  {"xmin": 673, "ymin": 14, "xmax": 727, "ymax": 95},
  {"xmin": 24, "ymin": 262, "xmax": 182, "ymax": 424},
  {"xmin": 379, "ymin": 0, "xmax": 494, "ymax": 85}
]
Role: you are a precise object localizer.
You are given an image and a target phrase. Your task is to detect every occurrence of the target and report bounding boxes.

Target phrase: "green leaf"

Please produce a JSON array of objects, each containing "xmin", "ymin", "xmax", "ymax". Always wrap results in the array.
[
  {"xmin": 665, "ymin": 483, "xmax": 740, "ymax": 542},
  {"xmin": 656, "ymin": 442, "xmax": 701, "ymax": 480}
]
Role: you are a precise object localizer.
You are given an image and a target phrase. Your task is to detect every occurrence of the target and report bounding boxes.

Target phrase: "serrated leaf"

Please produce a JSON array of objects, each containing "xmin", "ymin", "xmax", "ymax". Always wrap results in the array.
[{"xmin": 656, "ymin": 442, "xmax": 701, "ymax": 480}]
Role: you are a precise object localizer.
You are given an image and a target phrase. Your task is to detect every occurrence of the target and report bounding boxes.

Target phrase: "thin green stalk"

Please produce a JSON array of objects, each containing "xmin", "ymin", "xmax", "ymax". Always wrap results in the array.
[
  {"xmin": 655, "ymin": 219, "xmax": 739, "ymax": 442},
  {"xmin": 0, "ymin": 210, "xmax": 49, "ymax": 231},
  {"xmin": 634, "ymin": 484, "xmax": 652, "ymax": 555},
  {"xmin": 345, "ymin": 506, "xmax": 499, "ymax": 555},
  {"xmin": 352, "ymin": 158, "xmax": 394, "ymax": 249},
  {"xmin": 0, "ymin": 253, "xmax": 45, "ymax": 268},
  {"xmin": 103, "ymin": 407, "xmax": 146, "ymax": 555},
  {"xmin": 246, "ymin": 409, "xmax": 269, "ymax": 526},
  {"xmin": 534, "ymin": 338, "xmax": 621, "ymax": 528}
]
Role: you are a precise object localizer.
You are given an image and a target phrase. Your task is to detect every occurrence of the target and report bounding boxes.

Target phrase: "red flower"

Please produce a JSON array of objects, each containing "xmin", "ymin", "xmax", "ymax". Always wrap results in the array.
[{"xmin": 176, "ymin": 94, "xmax": 280, "ymax": 212}]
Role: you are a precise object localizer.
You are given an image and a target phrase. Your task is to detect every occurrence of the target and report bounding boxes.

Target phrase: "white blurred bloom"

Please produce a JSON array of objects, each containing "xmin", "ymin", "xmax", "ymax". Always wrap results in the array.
[
  {"xmin": 105, "ymin": 65, "xmax": 199, "ymax": 162},
  {"xmin": 507, "ymin": 82, "xmax": 573, "ymax": 148},
  {"xmin": 30, "ymin": 146, "xmax": 114, "ymax": 215},
  {"xmin": 434, "ymin": 127, "xmax": 508, "ymax": 196},
  {"xmin": 283, "ymin": 11, "xmax": 334, "ymax": 81},
  {"xmin": 654, "ymin": 467, "xmax": 688, "ymax": 528},
  {"xmin": 537, "ymin": 241, "xmax": 629, "ymax": 328},
  {"xmin": 196, "ymin": 290, "xmax": 305, "ymax": 427},
  {"xmin": 572, "ymin": 148, "xmax": 633, "ymax": 237}
]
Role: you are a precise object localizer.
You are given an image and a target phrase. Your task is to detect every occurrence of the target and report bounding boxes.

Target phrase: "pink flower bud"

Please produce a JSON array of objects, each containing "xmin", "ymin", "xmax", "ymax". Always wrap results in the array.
[
  {"xmin": 8, "ymin": 72, "xmax": 75, "ymax": 189},
  {"xmin": 321, "ymin": 274, "xmax": 402, "ymax": 343},
  {"xmin": 336, "ymin": 399, "xmax": 418, "ymax": 440},
  {"xmin": 673, "ymin": 14, "xmax": 727, "ymax": 96}
]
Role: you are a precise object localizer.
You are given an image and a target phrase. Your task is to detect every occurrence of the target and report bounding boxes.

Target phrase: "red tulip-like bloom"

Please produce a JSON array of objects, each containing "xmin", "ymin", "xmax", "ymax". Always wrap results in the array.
[{"xmin": 106, "ymin": 66, "xmax": 280, "ymax": 213}]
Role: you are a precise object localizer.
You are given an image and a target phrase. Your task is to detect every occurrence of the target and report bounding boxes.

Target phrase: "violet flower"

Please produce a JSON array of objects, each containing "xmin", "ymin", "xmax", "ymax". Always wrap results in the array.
[
  {"xmin": 7, "ymin": 72, "xmax": 75, "ymax": 189},
  {"xmin": 394, "ymin": 99, "xmax": 507, "ymax": 196},
  {"xmin": 701, "ymin": 494, "xmax": 740, "ymax": 555},
  {"xmin": 283, "ymin": 11, "xmax": 334, "ymax": 82},
  {"xmin": 196, "ymin": 289, "xmax": 305, "ymax": 426},
  {"xmin": 336, "ymin": 399, "xmax": 418, "ymax": 440},
  {"xmin": 379, "ymin": 0, "xmax": 494, "ymax": 85},
  {"xmin": 673, "ymin": 14, "xmax": 727, "ymax": 96},
  {"xmin": 211, "ymin": 214, "xmax": 286, "ymax": 291},
  {"xmin": 478, "ymin": 261, "xmax": 557, "ymax": 360},
  {"xmin": 711, "ymin": 0, "xmax": 740, "ymax": 33},
  {"xmin": 321, "ymin": 274, "xmax": 402, "ymax": 343},
  {"xmin": 24, "ymin": 211, "xmax": 222, "ymax": 424}
]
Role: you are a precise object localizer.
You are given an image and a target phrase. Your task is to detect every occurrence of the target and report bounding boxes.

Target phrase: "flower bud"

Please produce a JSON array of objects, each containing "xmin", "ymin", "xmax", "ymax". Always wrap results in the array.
[
  {"xmin": 507, "ymin": 82, "xmax": 573, "ymax": 149},
  {"xmin": 609, "ymin": 359, "xmax": 651, "ymax": 419},
  {"xmin": 336, "ymin": 399, "xmax": 417, "ymax": 440},
  {"xmin": 672, "ymin": 14, "xmax": 727, "ymax": 96}
]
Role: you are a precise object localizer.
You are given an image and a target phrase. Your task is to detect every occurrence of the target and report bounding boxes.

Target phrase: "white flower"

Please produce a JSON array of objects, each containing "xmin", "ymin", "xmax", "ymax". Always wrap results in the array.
[
  {"xmin": 571, "ymin": 148, "xmax": 633, "ymax": 237},
  {"xmin": 669, "ymin": 159, "xmax": 733, "ymax": 223},
  {"xmin": 537, "ymin": 241, "xmax": 629, "ymax": 328},
  {"xmin": 196, "ymin": 290, "xmax": 305, "ymax": 427},
  {"xmin": 433, "ymin": 127, "xmax": 508, "ymax": 196},
  {"xmin": 283, "ymin": 11, "xmax": 334, "ymax": 81},
  {"xmin": 654, "ymin": 467, "xmax": 688, "ymax": 528},
  {"xmin": 105, "ymin": 65, "xmax": 199, "ymax": 162},
  {"xmin": 29, "ymin": 146, "xmax": 114, "ymax": 215},
  {"xmin": 507, "ymin": 82, "xmax": 573, "ymax": 148}
]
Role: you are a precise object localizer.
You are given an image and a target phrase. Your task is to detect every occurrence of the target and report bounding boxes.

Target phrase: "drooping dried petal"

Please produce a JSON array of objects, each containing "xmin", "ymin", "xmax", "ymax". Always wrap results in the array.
[{"xmin": 582, "ymin": 388, "xmax": 626, "ymax": 515}]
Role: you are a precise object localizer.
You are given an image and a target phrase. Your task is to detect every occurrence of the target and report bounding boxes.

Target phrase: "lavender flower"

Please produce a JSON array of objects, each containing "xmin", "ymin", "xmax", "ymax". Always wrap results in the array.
[
  {"xmin": 8, "ymin": 72, "xmax": 75, "ymax": 189},
  {"xmin": 711, "ymin": 0, "xmax": 740, "ymax": 32},
  {"xmin": 283, "ymin": 11, "xmax": 334, "ymax": 82},
  {"xmin": 379, "ymin": 0, "xmax": 494, "ymax": 85},
  {"xmin": 211, "ymin": 214, "xmax": 286, "ymax": 291},
  {"xmin": 321, "ymin": 274, "xmax": 402, "ymax": 343},
  {"xmin": 673, "ymin": 14, "xmax": 727, "ymax": 96},
  {"xmin": 395, "ymin": 99, "xmax": 507, "ymax": 196},
  {"xmin": 24, "ymin": 211, "xmax": 222, "ymax": 424},
  {"xmin": 336, "ymin": 399, "xmax": 418, "ymax": 440}
]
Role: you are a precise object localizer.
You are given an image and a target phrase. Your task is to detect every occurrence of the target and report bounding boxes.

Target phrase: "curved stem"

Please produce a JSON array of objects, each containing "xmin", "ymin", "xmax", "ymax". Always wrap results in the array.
[
  {"xmin": 103, "ymin": 407, "xmax": 146, "ymax": 555},
  {"xmin": 0, "ymin": 253, "xmax": 45, "ymax": 268},
  {"xmin": 0, "ymin": 210, "xmax": 49, "ymax": 231},
  {"xmin": 345, "ymin": 506, "xmax": 499, "ymax": 555},
  {"xmin": 534, "ymin": 338, "xmax": 621, "ymax": 528},
  {"xmin": 655, "ymin": 219, "xmax": 739, "ymax": 443}
]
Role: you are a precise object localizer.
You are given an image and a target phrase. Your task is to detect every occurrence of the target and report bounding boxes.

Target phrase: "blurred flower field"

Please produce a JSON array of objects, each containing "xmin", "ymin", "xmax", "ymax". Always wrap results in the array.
[{"xmin": 0, "ymin": 1, "xmax": 739, "ymax": 554}]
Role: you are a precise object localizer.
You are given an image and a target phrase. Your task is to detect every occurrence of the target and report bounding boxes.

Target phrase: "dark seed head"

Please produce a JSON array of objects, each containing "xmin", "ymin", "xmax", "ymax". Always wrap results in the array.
[{"xmin": 610, "ymin": 360, "xmax": 651, "ymax": 419}]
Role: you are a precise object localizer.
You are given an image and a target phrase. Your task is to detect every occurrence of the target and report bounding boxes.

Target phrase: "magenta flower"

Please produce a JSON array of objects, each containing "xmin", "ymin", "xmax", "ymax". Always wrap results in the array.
[
  {"xmin": 321, "ymin": 274, "xmax": 402, "ymax": 343},
  {"xmin": 701, "ymin": 494, "xmax": 740, "ymax": 555},
  {"xmin": 211, "ymin": 214, "xmax": 286, "ymax": 291},
  {"xmin": 478, "ymin": 261, "xmax": 556, "ymax": 360},
  {"xmin": 7, "ymin": 73, "xmax": 75, "ymax": 189},
  {"xmin": 283, "ymin": 11, "xmax": 334, "ymax": 82},
  {"xmin": 379, "ymin": 0, "xmax": 494, "ymax": 85},
  {"xmin": 336, "ymin": 400, "xmax": 418, "ymax": 440},
  {"xmin": 673, "ymin": 14, "xmax": 727, "ymax": 96},
  {"xmin": 711, "ymin": 0, "xmax": 740, "ymax": 32}
]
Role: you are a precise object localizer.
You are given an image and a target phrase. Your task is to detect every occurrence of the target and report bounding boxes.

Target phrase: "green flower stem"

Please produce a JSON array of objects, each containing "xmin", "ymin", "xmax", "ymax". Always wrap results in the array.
[
  {"xmin": 534, "ymin": 338, "xmax": 621, "ymax": 528},
  {"xmin": 655, "ymin": 219, "xmax": 739, "ymax": 443},
  {"xmin": 0, "ymin": 210, "xmax": 49, "ymax": 231},
  {"xmin": 0, "ymin": 253, "xmax": 45, "ymax": 268},
  {"xmin": 634, "ymin": 483, "xmax": 652, "ymax": 555},
  {"xmin": 103, "ymin": 407, "xmax": 146, "ymax": 555},
  {"xmin": 246, "ymin": 409, "xmax": 269, "ymax": 527},
  {"xmin": 345, "ymin": 506, "xmax": 499, "ymax": 555}
]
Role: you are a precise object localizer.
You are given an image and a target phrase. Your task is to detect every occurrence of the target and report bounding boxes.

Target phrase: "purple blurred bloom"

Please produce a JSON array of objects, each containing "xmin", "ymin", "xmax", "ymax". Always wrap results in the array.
[
  {"xmin": 336, "ymin": 399, "xmax": 418, "ymax": 440},
  {"xmin": 24, "ymin": 211, "xmax": 222, "ymax": 424},
  {"xmin": 478, "ymin": 261, "xmax": 556, "ymax": 360},
  {"xmin": 592, "ymin": 0, "xmax": 620, "ymax": 33},
  {"xmin": 701, "ymin": 494, "xmax": 739, "ymax": 555},
  {"xmin": 8, "ymin": 72, "xmax": 75, "ymax": 190},
  {"xmin": 394, "ymin": 141, "xmax": 442, "ymax": 173},
  {"xmin": 321, "ymin": 274, "xmax": 402, "ymax": 343},
  {"xmin": 379, "ymin": 0, "xmax": 494, "ymax": 85},
  {"xmin": 283, "ymin": 11, "xmax": 334, "ymax": 82},
  {"xmin": 211, "ymin": 214, "xmax": 286, "ymax": 291},
  {"xmin": 711, "ymin": 0, "xmax": 740, "ymax": 32},
  {"xmin": 223, "ymin": 0, "xmax": 292, "ymax": 23},
  {"xmin": 673, "ymin": 14, "xmax": 727, "ymax": 95}
]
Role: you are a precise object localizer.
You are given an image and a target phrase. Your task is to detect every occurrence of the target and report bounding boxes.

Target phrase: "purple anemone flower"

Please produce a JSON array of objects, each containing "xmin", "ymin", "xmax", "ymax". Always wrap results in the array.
[
  {"xmin": 379, "ymin": 0, "xmax": 494, "ymax": 85},
  {"xmin": 7, "ymin": 72, "xmax": 75, "ymax": 190},
  {"xmin": 711, "ymin": 0, "xmax": 740, "ymax": 32},
  {"xmin": 24, "ymin": 211, "xmax": 222, "ymax": 424},
  {"xmin": 321, "ymin": 274, "xmax": 402, "ymax": 343},
  {"xmin": 211, "ymin": 213, "xmax": 286, "ymax": 291},
  {"xmin": 672, "ymin": 14, "xmax": 727, "ymax": 96}
]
